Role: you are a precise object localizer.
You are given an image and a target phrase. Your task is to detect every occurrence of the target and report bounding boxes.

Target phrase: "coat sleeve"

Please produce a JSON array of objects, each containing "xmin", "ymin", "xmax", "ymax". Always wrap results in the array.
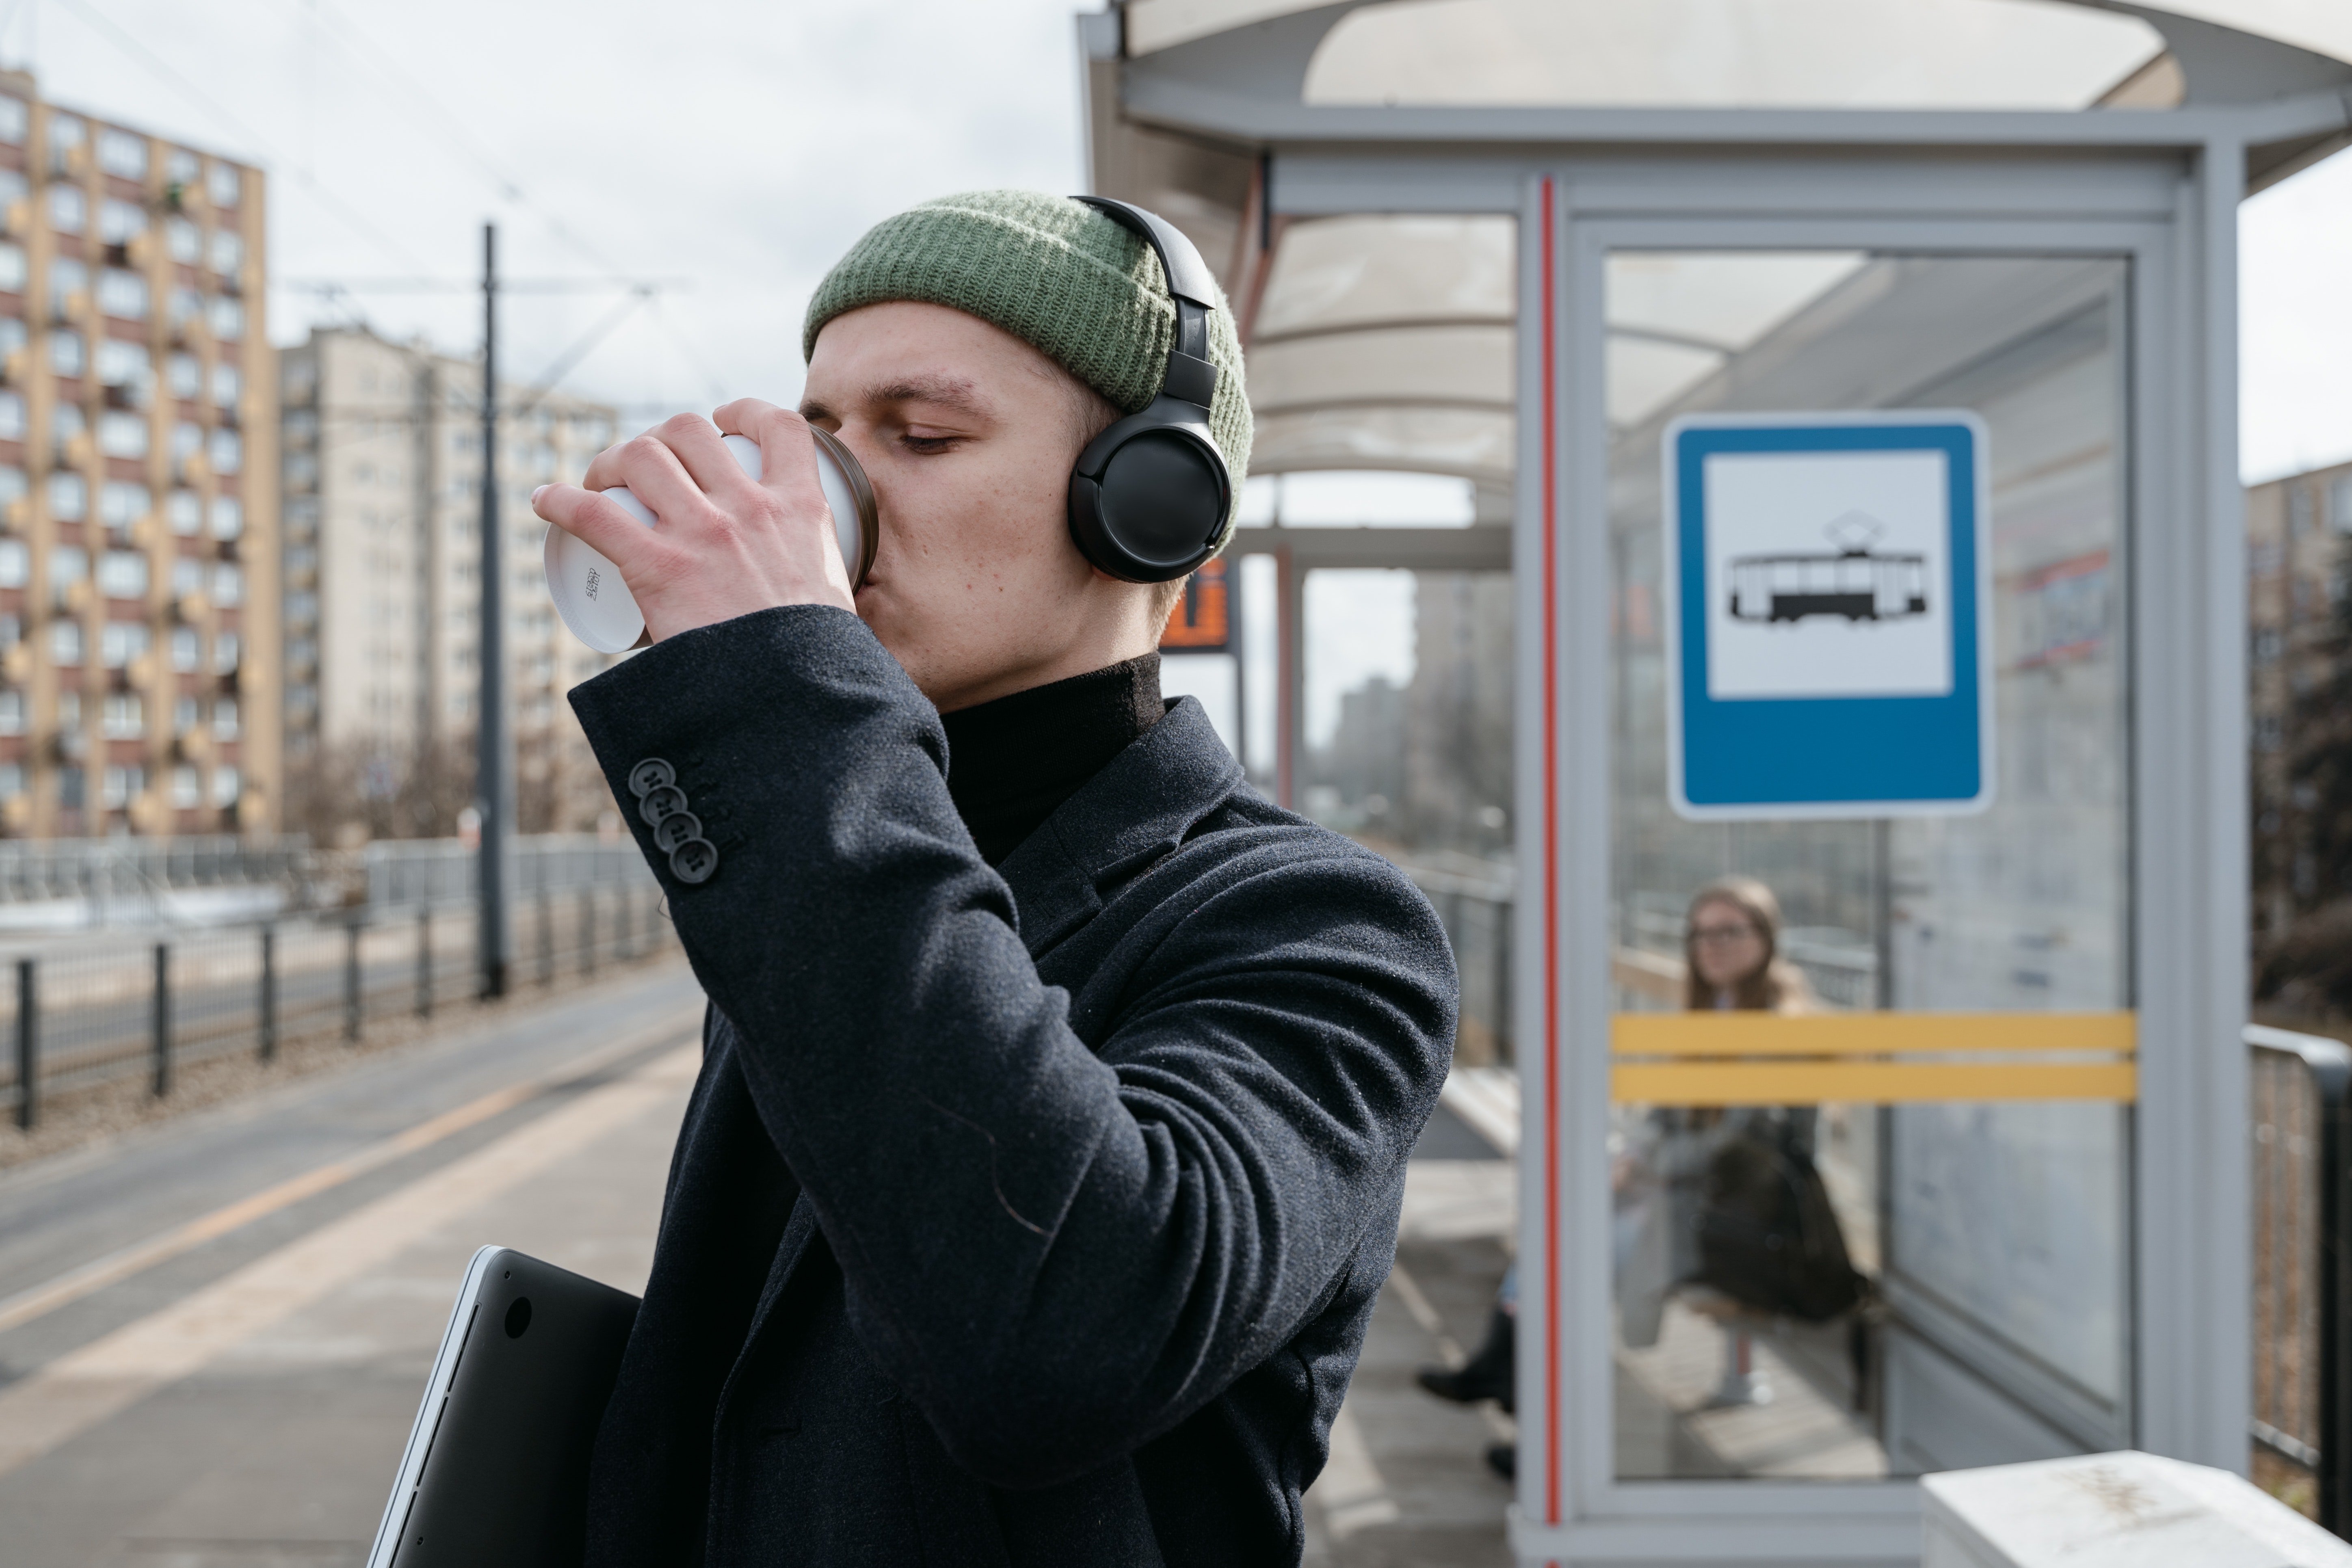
[{"xmin": 569, "ymin": 605, "xmax": 1457, "ymax": 1488}]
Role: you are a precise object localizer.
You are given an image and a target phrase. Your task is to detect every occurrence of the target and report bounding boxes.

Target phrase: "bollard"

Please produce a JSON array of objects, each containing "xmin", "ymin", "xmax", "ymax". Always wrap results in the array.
[
  {"xmin": 258, "ymin": 923, "xmax": 277, "ymax": 1063},
  {"xmin": 344, "ymin": 918, "xmax": 363, "ymax": 1043},
  {"xmin": 581, "ymin": 890, "xmax": 597, "ymax": 978},
  {"xmin": 151, "ymin": 942, "xmax": 173, "ymax": 1098},
  {"xmin": 416, "ymin": 907, "xmax": 433, "ymax": 1019},
  {"xmin": 539, "ymin": 891, "xmax": 554, "ymax": 986},
  {"xmin": 13, "ymin": 957, "xmax": 33, "ymax": 1131}
]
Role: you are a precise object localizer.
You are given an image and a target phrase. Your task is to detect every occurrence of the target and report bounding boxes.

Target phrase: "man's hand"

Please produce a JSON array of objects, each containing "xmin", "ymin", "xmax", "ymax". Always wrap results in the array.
[{"xmin": 532, "ymin": 400, "xmax": 857, "ymax": 642}]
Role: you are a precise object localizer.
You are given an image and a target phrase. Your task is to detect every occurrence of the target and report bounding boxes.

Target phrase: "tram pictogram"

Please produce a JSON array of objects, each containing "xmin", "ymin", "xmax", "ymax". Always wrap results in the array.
[{"xmin": 1726, "ymin": 510, "xmax": 1929, "ymax": 625}]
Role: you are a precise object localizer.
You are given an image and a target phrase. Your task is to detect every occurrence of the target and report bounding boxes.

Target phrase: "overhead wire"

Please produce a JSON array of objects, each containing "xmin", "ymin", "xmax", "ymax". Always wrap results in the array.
[
  {"xmin": 43, "ymin": 0, "xmax": 429, "ymax": 274},
  {"xmin": 297, "ymin": 0, "xmax": 738, "ymax": 400}
]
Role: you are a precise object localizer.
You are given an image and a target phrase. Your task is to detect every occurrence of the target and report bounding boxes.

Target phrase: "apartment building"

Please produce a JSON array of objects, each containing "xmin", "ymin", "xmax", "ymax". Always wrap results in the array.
[
  {"xmin": 279, "ymin": 325, "xmax": 621, "ymax": 835},
  {"xmin": 2248, "ymin": 459, "xmax": 2352, "ymax": 939},
  {"xmin": 0, "ymin": 71, "xmax": 276, "ymax": 837}
]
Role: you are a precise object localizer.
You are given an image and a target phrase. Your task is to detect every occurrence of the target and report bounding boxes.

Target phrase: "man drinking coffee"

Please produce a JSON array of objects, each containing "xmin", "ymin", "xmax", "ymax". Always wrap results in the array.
[{"xmin": 533, "ymin": 189, "xmax": 1458, "ymax": 1567}]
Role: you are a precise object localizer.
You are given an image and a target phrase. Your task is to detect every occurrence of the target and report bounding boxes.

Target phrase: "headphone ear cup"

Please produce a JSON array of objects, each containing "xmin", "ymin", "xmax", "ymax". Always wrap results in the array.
[{"xmin": 1069, "ymin": 426, "xmax": 1227, "ymax": 584}]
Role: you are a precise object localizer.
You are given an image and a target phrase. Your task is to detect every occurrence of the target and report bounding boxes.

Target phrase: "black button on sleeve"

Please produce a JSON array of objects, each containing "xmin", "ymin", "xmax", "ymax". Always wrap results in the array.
[
  {"xmin": 669, "ymin": 837, "xmax": 718, "ymax": 884},
  {"xmin": 639, "ymin": 784, "xmax": 688, "ymax": 826},
  {"xmin": 653, "ymin": 811, "xmax": 703, "ymax": 853},
  {"xmin": 627, "ymin": 758, "xmax": 676, "ymax": 798}
]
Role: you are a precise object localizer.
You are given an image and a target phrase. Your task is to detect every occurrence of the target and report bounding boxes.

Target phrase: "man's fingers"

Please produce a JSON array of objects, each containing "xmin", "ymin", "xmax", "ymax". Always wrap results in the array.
[
  {"xmin": 659, "ymin": 411, "xmax": 756, "ymax": 500},
  {"xmin": 533, "ymin": 484, "xmax": 667, "ymax": 578},
  {"xmin": 715, "ymin": 399, "xmax": 828, "ymax": 511},
  {"xmin": 581, "ymin": 430, "xmax": 718, "ymax": 532}
]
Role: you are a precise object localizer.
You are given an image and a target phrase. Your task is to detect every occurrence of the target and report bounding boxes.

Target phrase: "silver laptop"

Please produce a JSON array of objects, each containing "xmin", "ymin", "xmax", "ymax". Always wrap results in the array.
[{"xmin": 365, "ymin": 1246, "xmax": 640, "ymax": 1568}]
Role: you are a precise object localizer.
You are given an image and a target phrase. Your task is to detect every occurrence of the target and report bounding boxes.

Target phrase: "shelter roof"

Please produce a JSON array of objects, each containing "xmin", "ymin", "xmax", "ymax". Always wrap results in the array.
[{"xmin": 1081, "ymin": 0, "xmax": 2352, "ymax": 488}]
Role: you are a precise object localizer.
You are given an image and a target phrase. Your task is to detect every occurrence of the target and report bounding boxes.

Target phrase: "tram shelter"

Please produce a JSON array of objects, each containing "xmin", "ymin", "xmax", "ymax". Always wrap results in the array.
[{"xmin": 1080, "ymin": 2, "xmax": 2352, "ymax": 1562}]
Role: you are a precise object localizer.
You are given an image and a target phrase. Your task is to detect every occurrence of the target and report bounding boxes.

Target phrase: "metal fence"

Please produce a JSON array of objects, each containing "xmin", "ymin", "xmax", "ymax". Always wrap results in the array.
[
  {"xmin": 0, "ymin": 883, "xmax": 680, "ymax": 1129},
  {"xmin": 2250, "ymin": 1021, "xmax": 2352, "ymax": 1532},
  {"xmin": 1396, "ymin": 858, "xmax": 1513, "ymax": 1064}
]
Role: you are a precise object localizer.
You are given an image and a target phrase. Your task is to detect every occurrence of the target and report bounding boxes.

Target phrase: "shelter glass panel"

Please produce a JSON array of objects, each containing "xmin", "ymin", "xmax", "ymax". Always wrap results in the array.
[
  {"xmin": 1303, "ymin": 565, "xmax": 1514, "ymax": 1064},
  {"xmin": 1605, "ymin": 251, "xmax": 2132, "ymax": 1481}
]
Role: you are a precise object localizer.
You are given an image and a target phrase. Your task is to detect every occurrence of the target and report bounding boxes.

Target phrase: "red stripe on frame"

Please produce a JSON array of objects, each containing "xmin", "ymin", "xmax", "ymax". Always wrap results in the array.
[{"xmin": 1537, "ymin": 174, "xmax": 1562, "ymax": 1527}]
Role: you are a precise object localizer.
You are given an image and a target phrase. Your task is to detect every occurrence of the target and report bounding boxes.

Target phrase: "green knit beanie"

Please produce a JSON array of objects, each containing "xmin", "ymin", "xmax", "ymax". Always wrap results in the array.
[{"xmin": 803, "ymin": 189, "xmax": 1252, "ymax": 547}]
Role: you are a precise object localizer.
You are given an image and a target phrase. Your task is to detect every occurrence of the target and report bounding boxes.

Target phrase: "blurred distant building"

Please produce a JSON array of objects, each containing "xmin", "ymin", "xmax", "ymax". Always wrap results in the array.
[
  {"xmin": 278, "ymin": 325, "xmax": 621, "ymax": 838},
  {"xmin": 2248, "ymin": 457, "xmax": 2352, "ymax": 942},
  {"xmin": 0, "ymin": 73, "xmax": 277, "ymax": 837}
]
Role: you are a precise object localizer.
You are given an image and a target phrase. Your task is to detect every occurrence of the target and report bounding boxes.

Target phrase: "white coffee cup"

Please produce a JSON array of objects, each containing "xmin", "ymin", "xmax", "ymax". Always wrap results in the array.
[{"xmin": 543, "ymin": 424, "xmax": 879, "ymax": 654}]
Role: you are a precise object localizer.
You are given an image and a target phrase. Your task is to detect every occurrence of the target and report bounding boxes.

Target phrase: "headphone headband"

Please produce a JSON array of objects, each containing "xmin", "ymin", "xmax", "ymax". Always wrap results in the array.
[{"xmin": 1072, "ymin": 195, "xmax": 1218, "ymax": 407}]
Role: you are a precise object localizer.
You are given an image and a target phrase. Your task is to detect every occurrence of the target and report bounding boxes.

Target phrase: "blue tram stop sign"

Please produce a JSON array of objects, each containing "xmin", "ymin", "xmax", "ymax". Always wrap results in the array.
[{"xmin": 1663, "ymin": 411, "xmax": 1993, "ymax": 820}]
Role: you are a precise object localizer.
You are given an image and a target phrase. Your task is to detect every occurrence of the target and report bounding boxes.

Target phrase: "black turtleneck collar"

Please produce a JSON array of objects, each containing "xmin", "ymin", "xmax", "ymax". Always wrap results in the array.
[{"xmin": 941, "ymin": 653, "xmax": 1163, "ymax": 866}]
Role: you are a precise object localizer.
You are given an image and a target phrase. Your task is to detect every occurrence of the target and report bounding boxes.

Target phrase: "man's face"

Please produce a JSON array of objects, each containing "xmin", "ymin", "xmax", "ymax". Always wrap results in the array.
[{"xmin": 801, "ymin": 301, "xmax": 1153, "ymax": 712}]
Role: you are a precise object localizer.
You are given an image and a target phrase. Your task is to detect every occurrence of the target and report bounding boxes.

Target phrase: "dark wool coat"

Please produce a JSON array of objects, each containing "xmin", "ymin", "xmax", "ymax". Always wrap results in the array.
[{"xmin": 568, "ymin": 606, "xmax": 1457, "ymax": 1567}]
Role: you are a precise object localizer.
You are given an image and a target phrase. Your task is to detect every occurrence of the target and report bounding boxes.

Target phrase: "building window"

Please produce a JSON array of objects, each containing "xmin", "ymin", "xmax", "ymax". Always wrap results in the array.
[
  {"xmin": 165, "ymin": 352, "xmax": 199, "ymax": 400},
  {"xmin": 171, "ymin": 421, "xmax": 201, "ymax": 464},
  {"xmin": 102, "ymin": 764, "xmax": 142, "ymax": 809},
  {"xmin": 208, "ymin": 229, "xmax": 241, "ymax": 275},
  {"xmin": 207, "ymin": 296, "xmax": 242, "ymax": 341},
  {"xmin": 50, "ymin": 402, "xmax": 81, "ymax": 457},
  {"xmin": 2291, "ymin": 487, "xmax": 2317, "ymax": 537},
  {"xmin": 212, "ymin": 696, "xmax": 237, "ymax": 738},
  {"xmin": 0, "ymin": 691, "xmax": 19, "ymax": 735},
  {"xmin": 0, "ymin": 98, "xmax": 26, "ymax": 146},
  {"xmin": 99, "ymin": 621, "xmax": 147, "ymax": 668},
  {"xmin": 0, "ymin": 539, "xmax": 24, "ymax": 589},
  {"xmin": 171, "ymin": 764, "xmax": 199, "ymax": 809},
  {"xmin": 171, "ymin": 557, "xmax": 201, "ymax": 599},
  {"xmin": 57, "ymin": 765, "xmax": 80, "ymax": 809},
  {"xmin": 169, "ymin": 625, "xmax": 197, "ymax": 672},
  {"xmin": 97, "ymin": 197, "xmax": 144, "ymax": 244},
  {"xmin": 45, "ymin": 112, "xmax": 81, "ymax": 174},
  {"xmin": 166, "ymin": 147, "xmax": 197, "ymax": 185},
  {"xmin": 210, "ymin": 362, "xmax": 239, "ymax": 407},
  {"xmin": 95, "ymin": 337, "xmax": 149, "ymax": 388},
  {"xmin": 211, "ymin": 495, "xmax": 241, "ymax": 539},
  {"xmin": 164, "ymin": 216, "xmax": 199, "ymax": 265},
  {"xmin": 285, "ymin": 592, "xmax": 317, "ymax": 625},
  {"xmin": 97, "ymin": 269, "xmax": 147, "ymax": 320},
  {"xmin": 49, "ymin": 620, "xmax": 80, "ymax": 665},
  {"xmin": 48, "ymin": 331, "xmax": 82, "ymax": 377},
  {"xmin": 211, "ymin": 765, "xmax": 238, "ymax": 807},
  {"xmin": 208, "ymin": 428, "xmax": 239, "ymax": 474},
  {"xmin": 47, "ymin": 257, "xmax": 84, "ymax": 322},
  {"xmin": 0, "ymin": 243, "xmax": 24, "ymax": 295},
  {"xmin": 211, "ymin": 562, "xmax": 240, "ymax": 606},
  {"xmin": 166, "ymin": 489, "xmax": 201, "ymax": 536},
  {"xmin": 47, "ymin": 473, "xmax": 85, "ymax": 521},
  {"xmin": 167, "ymin": 287, "xmax": 199, "ymax": 328},
  {"xmin": 99, "ymin": 482, "xmax": 149, "ymax": 531},
  {"xmin": 206, "ymin": 161, "xmax": 239, "ymax": 209},
  {"xmin": 100, "ymin": 693, "xmax": 141, "ymax": 738},
  {"xmin": 97, "ymin": 551, "xmax": 146, "ymax": 599},
  {"xmin": 48, "ymin": 544, "xmax": 84, "ymax": 589},
  {"xmin": 0, "ymin": 391, "xmax": 22, "ymax": 441},
  {"xmin": 212, "ymin": 630, "xmax": 238, "ymax": 674},
  {"xmin": 97, "ymin": 412, "xmax": 147, "ymax": 459},
  {"xmin": 46, "ymin": 184, "xmax": 82, "ymax": 235},
  {"xmin": 0, "ymin": 466, "xmax": 22, "ymax": 511},
  {"xmin": 97, "ymin": 129, "xmax": 146, "ymax": 180}
]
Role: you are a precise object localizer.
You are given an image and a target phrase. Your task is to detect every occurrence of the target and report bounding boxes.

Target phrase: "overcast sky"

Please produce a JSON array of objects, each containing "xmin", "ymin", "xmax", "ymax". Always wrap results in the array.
[{"xmin": 4, "ymin": 0, "xmax": 2346, "ymax": 483}]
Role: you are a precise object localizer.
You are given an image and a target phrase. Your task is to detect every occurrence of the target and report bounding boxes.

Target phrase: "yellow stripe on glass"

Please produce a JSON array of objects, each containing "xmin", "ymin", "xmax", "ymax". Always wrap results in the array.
[{"xmin": 1609, "ymin": 1012, "xmax": 2137, "ymax": 1104}]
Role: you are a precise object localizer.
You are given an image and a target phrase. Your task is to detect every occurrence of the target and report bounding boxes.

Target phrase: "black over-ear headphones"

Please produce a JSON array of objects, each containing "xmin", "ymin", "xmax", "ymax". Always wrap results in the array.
[{"xmin": 1066, "ymin": 196, "xmax": 1233, "ymax": 584}]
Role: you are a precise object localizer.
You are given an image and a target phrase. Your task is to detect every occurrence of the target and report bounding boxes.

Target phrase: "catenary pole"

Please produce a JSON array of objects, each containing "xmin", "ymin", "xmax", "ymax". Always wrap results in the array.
[{"xmin": 476, "ymin": 223, "xmax": 513, "ymax": 998}]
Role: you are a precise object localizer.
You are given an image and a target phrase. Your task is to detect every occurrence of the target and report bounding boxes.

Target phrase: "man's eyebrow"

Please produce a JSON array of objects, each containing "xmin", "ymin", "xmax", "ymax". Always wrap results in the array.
[{"xmin": 865, "ymin": 374, "xmax": 993, "ymax": 420}]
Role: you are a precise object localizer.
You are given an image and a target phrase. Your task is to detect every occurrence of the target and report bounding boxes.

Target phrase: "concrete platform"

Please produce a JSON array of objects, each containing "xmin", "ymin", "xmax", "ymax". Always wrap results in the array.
[{"xmin": 0, "ymin": 974, "xmax": 1523, "ymax": 1566}]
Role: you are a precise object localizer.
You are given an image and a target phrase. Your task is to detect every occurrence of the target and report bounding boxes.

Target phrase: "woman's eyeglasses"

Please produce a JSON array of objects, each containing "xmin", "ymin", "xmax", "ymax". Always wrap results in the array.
[{"xmin": 1689, "ymin": 922, "xmax": 1759, "ymax": 947}]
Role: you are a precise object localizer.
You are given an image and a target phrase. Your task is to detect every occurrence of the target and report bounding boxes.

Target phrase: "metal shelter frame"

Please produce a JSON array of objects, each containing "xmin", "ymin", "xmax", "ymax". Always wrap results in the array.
[{"xmin": 1081, "ymin": 2, "xmax": 2352, "ymax": 1563}]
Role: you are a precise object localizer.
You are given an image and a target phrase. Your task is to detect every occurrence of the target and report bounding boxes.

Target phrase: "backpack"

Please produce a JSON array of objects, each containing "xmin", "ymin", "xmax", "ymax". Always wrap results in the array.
[{"xmin": 1692, "ymin": 1117, "xmax": 1867, "ymax": 1322}]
